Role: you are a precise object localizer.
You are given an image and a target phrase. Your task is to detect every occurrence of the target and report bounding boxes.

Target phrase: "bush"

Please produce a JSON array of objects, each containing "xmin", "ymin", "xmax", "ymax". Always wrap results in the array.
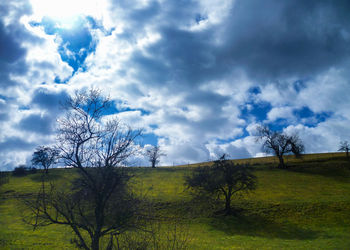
[
  {"xmin": 12, "ymin": 166, "xmax": 28, "ymax": 176},
  {"xmin": 12, "ymin": 165, "xmax": 36, "ymax": 176},
  {"xmin": 28, "ymin": 167, "xmax": 37, "ymax": 174}
]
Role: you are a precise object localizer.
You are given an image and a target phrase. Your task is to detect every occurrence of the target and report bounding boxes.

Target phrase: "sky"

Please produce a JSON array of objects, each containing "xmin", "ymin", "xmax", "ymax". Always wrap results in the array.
[{"xmin": 1, "ymin": 0, "xmax": 350, "ymax": 170}]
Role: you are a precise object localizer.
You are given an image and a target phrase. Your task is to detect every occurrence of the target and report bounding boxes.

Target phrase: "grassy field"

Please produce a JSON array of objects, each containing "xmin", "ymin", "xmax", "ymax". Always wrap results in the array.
[{"xmin": 1, "ymin": 152, "xmax": 350, "ymax": 249}]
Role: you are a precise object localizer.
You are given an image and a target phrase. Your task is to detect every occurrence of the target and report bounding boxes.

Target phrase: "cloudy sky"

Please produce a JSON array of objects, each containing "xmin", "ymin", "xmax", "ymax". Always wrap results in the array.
[{"xmin": 1, "ymin": 0, "xmax": 350, "ymax": 170}]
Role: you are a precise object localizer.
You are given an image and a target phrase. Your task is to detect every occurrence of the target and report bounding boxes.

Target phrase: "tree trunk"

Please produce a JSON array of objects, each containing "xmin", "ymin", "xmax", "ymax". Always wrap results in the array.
[
  {"xmin": 277, "ymin": 155, "xmax": 285, "ymax": 168},
  {"xmin": 91, "ymin": 235, "xmax": 100, "ymax": 250},
  {"xmin": 224, "ymin": 194, "xmax": 231, "ymax": 215}
]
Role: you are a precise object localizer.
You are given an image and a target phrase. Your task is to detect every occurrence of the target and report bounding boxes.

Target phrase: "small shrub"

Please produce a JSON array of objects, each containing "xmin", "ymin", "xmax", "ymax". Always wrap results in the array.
[
  {"xmin": 12, "ymin": 165, "xmax": 37, "ymax": 176},
  {"xmin": 12, "ymin": 165, "xmax": 28, "ymax": 176},
  {"xmin": 28, "ymin": 167, "xmax": 37, "ymax": 174}
]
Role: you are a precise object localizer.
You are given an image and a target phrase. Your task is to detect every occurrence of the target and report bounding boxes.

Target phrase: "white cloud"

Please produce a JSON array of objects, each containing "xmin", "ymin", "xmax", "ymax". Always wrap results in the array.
[
  {"xmin": 284, "ymin": 116, "xmax": 350, "ymax": 154},
  {"xmin": 1, "ymin": 0, "xmax": 350, "ymax": 170},
  {"xmin": 267, "ymin": 106, "xmax": 294, "ymax": 122},
  {"xmin": 298, "ymin": 67, "xmax": 350, "ymax": 117}
]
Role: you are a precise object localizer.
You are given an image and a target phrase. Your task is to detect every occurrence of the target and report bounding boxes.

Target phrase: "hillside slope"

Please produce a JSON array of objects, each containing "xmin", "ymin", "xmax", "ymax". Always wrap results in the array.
[{"xmin": 1, "ymin": 153, "xmax": 350, "ymax": 249}]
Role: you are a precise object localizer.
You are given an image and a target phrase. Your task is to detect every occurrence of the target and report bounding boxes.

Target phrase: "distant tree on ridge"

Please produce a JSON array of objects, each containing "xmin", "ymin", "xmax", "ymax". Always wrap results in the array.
[
  {"xmin": 31, "ymin": 146, "xmax": 59, "ymax": 174},
  {"xmin": 256, "ymin": 125, "xmax": 304, "ymax": 168},
  {"xmin": 146, "ymin": 145, "xmax": 166, "ymax": 168},
  {"xmin": 338, "ymin": 141, "xmax": 350, "ymax": 160}
]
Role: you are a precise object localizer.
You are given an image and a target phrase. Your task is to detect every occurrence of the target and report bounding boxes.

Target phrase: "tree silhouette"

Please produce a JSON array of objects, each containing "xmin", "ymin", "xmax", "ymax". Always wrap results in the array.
[
  {"xmin": 256, "ymin": 126, "xmax": 304, "ymax": 168},
  {"xmin": 25, "ymin": 89, "xmax": 142, "ymax": 250},
  {"xmin": 338, "ymin": 141, "xmax": 350, "ymax": 160},
  {"xmin": 185, "ymin": 155, "xmax": 256, "ymax": 215},
  {"xmin": 31, "ymin": 146, "xmax": 59, "ymax": 174},
  {"xmin": 146, "ymin": 145, "xmax": 166, "ymax": 168}
]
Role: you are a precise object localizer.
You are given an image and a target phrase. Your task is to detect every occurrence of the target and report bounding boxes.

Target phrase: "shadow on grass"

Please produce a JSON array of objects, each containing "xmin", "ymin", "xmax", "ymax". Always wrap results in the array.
[
  {"xmin": 286, "ymin": 161, "xmax": 350, "ymax": 182},
  {"xmin": 207, "ymin": 212, "xmax": 321, "ymax": 240},
  {"xmin": 30, "ymin": 173, "xmax": 63, "ymax": 182}
]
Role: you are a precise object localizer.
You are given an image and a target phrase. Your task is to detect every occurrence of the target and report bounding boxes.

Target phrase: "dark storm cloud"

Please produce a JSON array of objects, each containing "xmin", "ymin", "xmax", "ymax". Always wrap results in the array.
[
  {"xmin": 146, "ymin": 27, "xmax": 219, "ymax": 87},
  {"xmin": 17, "ymin": 113, "xmax": 54, "ymax": 134},
  {"xmin": 0, "ymin": 98, "xmax": 9, "ymax": 122},
  {"xmin": 103, "ymin": 0, "xmax": 350, "ymax": 164},
  {"xmin": 0, "ymin": 136, "xmax": 35, "ymax": 152},
  {"xmin": 117, "ymin": 0, "xmax": 350, "ymax": 88},
  {"xmin": 111, "ymin": 0, "xmax": 221, "ymax": 88},
  {"xmin": 0, "ymin": 22, "xmax": 26, "ymax": 63},
  {"xmin": 192, "ymin": 116, "xmax": 233, "ymax": 137},
  {"xmin": 0, "ymin": 113, "xmax": 9, "ymax": 122},
  {"xmin": 111, "ymin": 0, "xmax": 350, "ymax": 144},
  {"xmin": 219, "ymin": 0, "xmax": 350, "ymax": 80},
  {"xmin": 128, "ymin": 1, "xmax": 161, "ymax": 24},
  {"xmin": 16, "ymin": 88, "xmax": 70, "ymax": 135},
  {"xmin": 110, "ymin": 0, "xmax": 198, "ymax": 27},
  {"xmin": 1, "ymin": 0, "xmax": 349, "ymax": 169},
  {"xmin": 130, "ymin": 51, "xmax": 170, "ymax": 86},
  {"xmin": 0, "ymin": 0, "xmax": 42, "ymax": 88},
  {"xmin": 184, "ymin": 90, "xmax": 229, "ymax": 108},
  {"xmin": 31, "ymin": 88, "xmax": 69, "ymax": 111},
  {"xmin": 128, "ymin": 26, "xmax": 222, "ymax": 92}
]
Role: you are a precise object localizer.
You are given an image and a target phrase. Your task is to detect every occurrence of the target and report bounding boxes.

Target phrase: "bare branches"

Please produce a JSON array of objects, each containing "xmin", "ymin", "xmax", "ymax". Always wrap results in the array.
[
  {"xmin": 256, "ymin": 125, "xmax": 304, "ymax": 168},
  {"xmin": 25, "ymin": 89, "xmax": 143, "ymax": 250},
  {"xmin": 145, "ymin": 145, "xmax": 166, "ymax": 168},
  {"xmin": 338, "ymin": 141, "xmax": 350, "ymax": 160},
  {"xmin": 57, "ymin": 89, "xmax": 142, "ymax": 172}
]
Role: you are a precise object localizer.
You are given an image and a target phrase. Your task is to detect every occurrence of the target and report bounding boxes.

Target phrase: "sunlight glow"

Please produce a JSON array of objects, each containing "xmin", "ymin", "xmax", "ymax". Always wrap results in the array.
[{"xmin": 30, "ymin": 0, "xmax": 102, "ymax": 28}]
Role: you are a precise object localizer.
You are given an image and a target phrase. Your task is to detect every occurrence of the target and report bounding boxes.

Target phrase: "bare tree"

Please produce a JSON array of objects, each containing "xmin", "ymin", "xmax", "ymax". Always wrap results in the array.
[
  {"xmin": 25, "ymin": 89, "xmax": 143, "ymax": 250},
  {"xmin": 146, "ymin": 145, "xmax": 166, "ymax": 168},
  {"xmin": 185, "ymin": 154, "xmax": 256, "ymax": 215},
  {"xmin": 256, "ymin": 126, "xmax": 304, "ymax": 168},
  {"xmin": 338, "ymin": 141, "xmax": 350, "ymax": 160},
  {"xmin": 31, "ymin": 146, "xmax": 59, "ymax": 174}
]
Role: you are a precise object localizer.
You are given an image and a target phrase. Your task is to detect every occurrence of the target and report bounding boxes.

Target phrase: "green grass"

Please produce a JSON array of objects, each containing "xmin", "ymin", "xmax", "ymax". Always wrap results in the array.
[{"xmin": 1, "ymin": 153, "xmax": 350, "ymax": 249}]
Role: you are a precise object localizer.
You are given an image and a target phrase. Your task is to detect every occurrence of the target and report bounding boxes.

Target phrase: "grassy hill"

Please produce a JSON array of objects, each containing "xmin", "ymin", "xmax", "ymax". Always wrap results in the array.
[{"xmin": 1, "ymin": 152, "xmax": 350, "ymax": 249}]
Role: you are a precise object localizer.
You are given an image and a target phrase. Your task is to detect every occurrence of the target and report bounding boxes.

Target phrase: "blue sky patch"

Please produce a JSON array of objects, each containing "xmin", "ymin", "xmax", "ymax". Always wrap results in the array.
[
  {"xmin": 240, "ymin": 101, "xmax": 272, "ymax": 122},
  {"xmin": 293, "ymin": 106, "xmax": 332, "ymax": 127},
  {"xmin": 268, "ymin": 118, "xmax": 289, "ymax": 131},
  {"xmin": 294, "ymin": 106, "xmax": 314, "ymax": 118},
  {"xmin": 100, "ymin": 100, "xmax": 151, "ymax": 116},
  {"xmin": 38, "ymin": 16, "xmax": 97, "ymax": 73},
  {"xmin": 54, "ymin": 75, "xmax": 70, "ymax": 84},
  {"xmin": 248, "ymin": 86, "xmax": 261, "ymax": 95},
  {"xmin": 141, "ymin": 133, "xmax": 158, "ymax": 146}
]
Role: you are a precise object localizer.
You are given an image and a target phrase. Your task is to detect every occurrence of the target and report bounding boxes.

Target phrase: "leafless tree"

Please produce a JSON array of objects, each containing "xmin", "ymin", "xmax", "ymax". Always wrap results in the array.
[
  {"xmin": 338, "ymin": 141, "xmax": 350, "ymax": 160},
  {"xmin": 256, "ymin": 126, "xmax": 304, "ymax": 168},
  {"xmin": 31, "ymin": 146, "xmax": 59, "ymax": 174},
  {"xmin": 25, "ymin": 89, "xmax": 143, "ymax": 250},
  {"xmin": 146, "ymin": 145, "xmax": 166, "ymax": 168}
]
